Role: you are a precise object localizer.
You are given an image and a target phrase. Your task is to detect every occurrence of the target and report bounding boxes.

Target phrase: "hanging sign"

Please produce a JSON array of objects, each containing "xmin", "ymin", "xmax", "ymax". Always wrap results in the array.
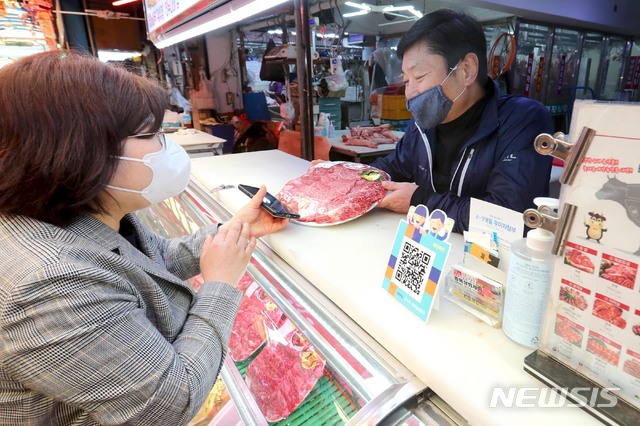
[
  {"xmin": 536, "ymin": 57, "xmax": 545, "ymax": 94},
  {"xmin": 524, "ymin": 53, "xmax": 534, "ymax": 97},
  {"xmin": 624, "ymin": 56, "xmax": 640, "ymax": 90},
  {"xmin": 557, "ymin": 53, "xmax": 567, "ymax": 95},
  {"xmin": 381, "ymin": 205, "xmax": 453, "ymax": 322}
]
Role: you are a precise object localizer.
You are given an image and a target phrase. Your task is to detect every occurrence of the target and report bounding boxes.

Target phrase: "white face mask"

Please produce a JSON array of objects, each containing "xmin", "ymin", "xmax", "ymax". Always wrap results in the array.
[{"xmin": 107, "ymin": 137, "xmax": 191, "ymax": 204}]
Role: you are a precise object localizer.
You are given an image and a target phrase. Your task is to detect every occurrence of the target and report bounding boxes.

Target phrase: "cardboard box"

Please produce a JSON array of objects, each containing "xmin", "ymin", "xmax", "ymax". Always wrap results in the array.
[{"xmin": 381, "ymin": 94, "xmax": 412, "ymax": 120}]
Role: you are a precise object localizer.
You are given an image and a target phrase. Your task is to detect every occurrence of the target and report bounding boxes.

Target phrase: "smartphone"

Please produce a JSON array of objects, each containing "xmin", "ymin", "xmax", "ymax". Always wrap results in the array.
[{"xmin": 238, "ymin": 184, "xmax": 300, "ymax": 219}]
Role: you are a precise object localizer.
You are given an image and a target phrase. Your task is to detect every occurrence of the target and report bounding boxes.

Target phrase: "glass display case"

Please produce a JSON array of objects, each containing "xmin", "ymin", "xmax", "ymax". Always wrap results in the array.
[{"xmin": 137, "ymin": 184, "xmax": 463, "ymax": 426}]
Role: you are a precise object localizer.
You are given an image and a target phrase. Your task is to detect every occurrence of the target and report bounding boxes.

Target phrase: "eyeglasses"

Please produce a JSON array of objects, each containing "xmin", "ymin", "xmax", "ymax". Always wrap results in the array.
[{"xmin": 127, "ymin": 130, "xmax": 166, "ymax": 148}]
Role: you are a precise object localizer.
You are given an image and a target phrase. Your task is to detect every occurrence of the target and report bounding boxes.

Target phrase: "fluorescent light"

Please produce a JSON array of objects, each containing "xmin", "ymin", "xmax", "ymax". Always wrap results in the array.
[
  {"xmin": 382, "ymin": 6, "xmax": 413, "ymax": 12},
  {"xmin": 345, "ymin": 2, "xmax": 371, "ymax": 11},
  {"xmin": 343, "ymin": 10, "xmax": 369, "ymax": 18},
  {"xmin": 267, "ymin": 29, "xmax": 296, "ymax": 36},
  {"xmin": 154, "ymin": 0, "xmax": 289, "ymax": 49},
  {"xmin": 316, "ymin": 33, "xmax": 338, "ymax": 39},
  {"xmin": 112, "ymin": 0, "xmax": 137, "ymax": 5},
  {"xmin": 409, "ymin": 9, "xmax": 423, "ymax": 18}
]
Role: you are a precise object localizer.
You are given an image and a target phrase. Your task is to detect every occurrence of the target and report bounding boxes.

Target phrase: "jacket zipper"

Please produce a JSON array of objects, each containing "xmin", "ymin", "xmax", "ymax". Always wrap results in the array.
[
  {"xmin": 453, "ymin": 148, "xmax": 475, "ymax": 196},
  {"xmin": 417, "ymin": 124, "xmax": 436, "ymax": 192}
]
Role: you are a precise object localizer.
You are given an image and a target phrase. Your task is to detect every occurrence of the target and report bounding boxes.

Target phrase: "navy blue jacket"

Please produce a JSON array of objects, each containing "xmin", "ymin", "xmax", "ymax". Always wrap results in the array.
[{"xmin": 372, "ymin": 81, "xmax": 554, "ymax": 233}]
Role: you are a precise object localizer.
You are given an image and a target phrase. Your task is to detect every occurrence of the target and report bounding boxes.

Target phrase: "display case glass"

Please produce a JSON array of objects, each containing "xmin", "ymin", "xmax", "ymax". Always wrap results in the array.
[{"xmin": 136, "ymin": 184, "xmax": 455, "ymax": 425}]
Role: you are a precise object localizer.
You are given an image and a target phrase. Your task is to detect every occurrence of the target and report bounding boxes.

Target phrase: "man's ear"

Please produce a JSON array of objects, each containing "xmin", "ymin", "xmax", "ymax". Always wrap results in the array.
[{"xmin": 460, "ymin": 52, "xmax": 479, "ymax": 85}]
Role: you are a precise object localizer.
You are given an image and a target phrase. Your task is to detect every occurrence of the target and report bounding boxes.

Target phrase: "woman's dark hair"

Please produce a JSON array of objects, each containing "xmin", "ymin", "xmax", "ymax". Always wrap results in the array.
[
  {"xmin": 0, "ymin": 51, "xmax": 168, "ymax": 226},
  {"xmin": 397, "ymin": 9, "xmax": 489, "ymax": 85}
]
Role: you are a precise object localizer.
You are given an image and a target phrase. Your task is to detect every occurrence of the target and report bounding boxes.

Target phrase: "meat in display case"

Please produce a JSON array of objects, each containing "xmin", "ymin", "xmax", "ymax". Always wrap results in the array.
[{"xmin": 136, "ymin": 189, "xmax": 463, "ymax": 425}]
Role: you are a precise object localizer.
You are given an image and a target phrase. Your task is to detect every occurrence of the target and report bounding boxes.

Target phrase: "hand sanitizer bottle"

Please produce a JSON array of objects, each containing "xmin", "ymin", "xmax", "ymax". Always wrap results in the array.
[{"xmin": 503, "ymin": 199, "xmax": 558, "ymax": 348}]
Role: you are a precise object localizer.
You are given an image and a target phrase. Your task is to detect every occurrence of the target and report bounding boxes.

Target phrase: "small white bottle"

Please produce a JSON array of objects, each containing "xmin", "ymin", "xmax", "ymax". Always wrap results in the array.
[{"xmin": 503, "ymin": 221, "xmax": 555, "ymax": 348}]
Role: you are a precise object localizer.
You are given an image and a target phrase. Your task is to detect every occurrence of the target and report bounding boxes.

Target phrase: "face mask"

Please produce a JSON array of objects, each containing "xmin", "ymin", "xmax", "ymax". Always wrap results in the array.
[
  {"xmin": 107, "ymin": 137, "xmax": 191, "ymax": 204},
  {"xmin": 406, "ymin": 62, "xmax": 467, "ymax": 130}
]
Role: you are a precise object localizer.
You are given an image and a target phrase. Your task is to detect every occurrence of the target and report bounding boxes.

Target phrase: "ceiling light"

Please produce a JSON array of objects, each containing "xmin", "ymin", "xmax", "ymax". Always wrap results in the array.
[
  {"xmin": 343, "ymin": 10, "xmax": 369, "ymax": 18},
  {"xmin": 345, "ymin": 2, "xmax": 372, "ymax": 11},
  {"xmin": 382, "ymin": 6, "xmax": 413, "ymax": 12},
  {"xmin": 345, "ymin": 2, "xmax": 422, "ymax": 22},
  {"xmin": 154, "ymin": 0, "xmax": 288, "ymax": 49}
]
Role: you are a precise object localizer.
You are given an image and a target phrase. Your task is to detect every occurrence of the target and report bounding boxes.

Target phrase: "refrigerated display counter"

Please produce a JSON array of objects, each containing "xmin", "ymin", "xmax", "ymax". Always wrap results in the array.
[{"xmin": 138, "ymin": 150, "xmax": 602, "ymax": 426}]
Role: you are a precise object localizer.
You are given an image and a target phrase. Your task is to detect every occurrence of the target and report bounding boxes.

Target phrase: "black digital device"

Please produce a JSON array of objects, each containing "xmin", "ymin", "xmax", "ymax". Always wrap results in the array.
[{"xmin": 238, "ymin": 184, "xmax": 300, "ymax": 219}]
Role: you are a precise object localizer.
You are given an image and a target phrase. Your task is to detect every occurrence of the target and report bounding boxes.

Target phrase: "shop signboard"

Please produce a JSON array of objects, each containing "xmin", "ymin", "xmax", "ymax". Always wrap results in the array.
[{"xmin": 144, "ymin": 0, "xmax": 226, "ymax": 42}]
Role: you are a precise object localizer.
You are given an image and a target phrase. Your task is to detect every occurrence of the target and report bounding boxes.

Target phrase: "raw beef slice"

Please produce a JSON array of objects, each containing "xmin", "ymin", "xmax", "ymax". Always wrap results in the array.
[
  {"xmin": 229, "ymin": 284, "xmax": 283, "ymax": 362},
  {"xmin": 245, "ymin": 330, "xmax": 325, "ymax": 422},
  {"xmin": 276, "ymin": 162, "xmax": 389, "ymax": 224},
  {"xmin": 565, "ymin": 249, "xmax": 595, "ymax": 274}
]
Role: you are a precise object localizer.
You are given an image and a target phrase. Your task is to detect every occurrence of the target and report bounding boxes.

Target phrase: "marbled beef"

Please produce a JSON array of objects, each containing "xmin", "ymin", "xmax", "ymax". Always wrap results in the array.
[
  {"xmin": 245, "ymin": 325, "xmax": 325, "ymax": 422},
  {"xmin": 276, "ymin": 162, "xmax": 389, "ymax": 224}
]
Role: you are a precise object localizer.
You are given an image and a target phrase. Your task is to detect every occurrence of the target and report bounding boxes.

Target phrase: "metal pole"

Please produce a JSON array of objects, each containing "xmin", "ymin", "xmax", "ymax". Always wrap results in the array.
[{"xmin": 294, "ymin": 0, "xmax": 314, "ymax": 160}]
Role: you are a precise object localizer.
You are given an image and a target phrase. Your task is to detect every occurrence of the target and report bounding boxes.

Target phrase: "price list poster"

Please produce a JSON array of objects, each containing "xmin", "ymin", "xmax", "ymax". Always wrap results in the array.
[{"xmin": 539, "ymin": 100, "xmax": 640, "ymax": 410}]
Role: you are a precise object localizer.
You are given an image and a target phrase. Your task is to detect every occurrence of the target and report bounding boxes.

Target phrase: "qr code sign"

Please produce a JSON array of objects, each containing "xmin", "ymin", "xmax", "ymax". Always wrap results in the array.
[{"xmin": 393, "ymin": 238, "xmax": 434, "ymax": 302}]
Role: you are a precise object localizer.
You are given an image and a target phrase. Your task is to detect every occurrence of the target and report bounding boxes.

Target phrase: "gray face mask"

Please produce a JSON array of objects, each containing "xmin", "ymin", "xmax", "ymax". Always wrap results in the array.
[{"xmin": 406, "ymin": 62, "xmax": 466, "ymax": 130}]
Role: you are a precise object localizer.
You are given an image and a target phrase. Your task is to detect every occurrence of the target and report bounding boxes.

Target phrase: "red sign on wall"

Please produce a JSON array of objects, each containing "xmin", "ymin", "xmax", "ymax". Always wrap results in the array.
[
  {"xmin": 524, "ymin": 53, "xmax": 534, "ymax": 97},
  {"xmin": 536, "ymin": 57, "xmax": 545, "ymax": 94},
  {"xmin": 625, "ymin": 56, "xmax": 640, "ymax": 90}
]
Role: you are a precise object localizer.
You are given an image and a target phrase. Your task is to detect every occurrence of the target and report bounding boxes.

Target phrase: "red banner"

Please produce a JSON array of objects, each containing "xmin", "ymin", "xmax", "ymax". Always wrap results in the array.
[
  {"xmin": 536, "ymin": 57, "xmax": 544, "ymax": 94},
  {"xmin": 524, "ymin": 53, "xmax": 534, "ymax": 97}
]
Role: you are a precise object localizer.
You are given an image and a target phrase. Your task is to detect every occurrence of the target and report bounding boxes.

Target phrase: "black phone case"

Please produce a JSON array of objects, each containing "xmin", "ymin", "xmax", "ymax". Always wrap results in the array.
[{"xmin": 238, "ymin": 184, "xmax": 300, "ymax": 219}]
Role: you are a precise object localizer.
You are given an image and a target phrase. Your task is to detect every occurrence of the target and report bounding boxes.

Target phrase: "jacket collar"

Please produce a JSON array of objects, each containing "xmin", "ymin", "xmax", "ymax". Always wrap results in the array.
[{"xmin": 65, "ymin": 214, "xmax": 192, "ymax": 290}]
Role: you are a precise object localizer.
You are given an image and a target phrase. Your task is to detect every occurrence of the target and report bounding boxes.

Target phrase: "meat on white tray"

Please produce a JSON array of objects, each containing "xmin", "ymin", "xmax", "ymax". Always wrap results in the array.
[
  {"xmin": 341, "ymin": 124, "xmax": 399, "ymax": 148},
  {"xmin": 276, "ymin": 162, "xmax": 389, "ymax": 224}
]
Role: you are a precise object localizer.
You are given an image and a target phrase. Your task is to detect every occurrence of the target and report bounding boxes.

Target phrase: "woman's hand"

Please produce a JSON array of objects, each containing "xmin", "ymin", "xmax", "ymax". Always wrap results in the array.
[
  {"xmin": 228, "ymin": 185, "xmax": 289, "ymax": 238},
  {"xmin": 200, "ymin": 222, "xmax": 256, "ymax": 286},
  {"xmin": 377, "ymin": 181, "xmax": 418, "ymax": 214}
]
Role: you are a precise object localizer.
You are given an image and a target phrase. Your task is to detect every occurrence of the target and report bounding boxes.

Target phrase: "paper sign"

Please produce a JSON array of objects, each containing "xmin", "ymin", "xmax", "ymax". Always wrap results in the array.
[
  {"xmin": 469, "ymin": 198, "xmax": 524, "ymax": 265},
  {"xmin": 469, "ymin": 198, "xmax": 524, "ymax": 241},
  {"xmin": 382, "ymin": 209, "xmax": 452, "ymax": 322}
]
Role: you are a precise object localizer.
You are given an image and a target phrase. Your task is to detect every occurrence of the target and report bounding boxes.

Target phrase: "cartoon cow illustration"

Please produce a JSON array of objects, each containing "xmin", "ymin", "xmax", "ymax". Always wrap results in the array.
[
  {"xmin": 584, "ymin": 212, "xmax": 607, "ymax": 243},
  {"xmin": 595, "ymin": 176, "xmax": 640, "ymax": 254}
]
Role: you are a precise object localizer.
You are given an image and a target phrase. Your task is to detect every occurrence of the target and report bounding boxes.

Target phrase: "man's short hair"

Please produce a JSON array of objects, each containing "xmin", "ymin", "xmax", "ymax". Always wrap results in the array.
[{"xmin": 397, "ymin": 8, "xmax": 489, "ymax": 84}]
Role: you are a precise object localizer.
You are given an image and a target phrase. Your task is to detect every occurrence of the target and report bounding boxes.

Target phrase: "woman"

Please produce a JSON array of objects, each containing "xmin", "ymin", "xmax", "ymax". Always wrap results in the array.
[{"xmin": 0, "ymin": 51, "xmax": 288, "ymax": 425}]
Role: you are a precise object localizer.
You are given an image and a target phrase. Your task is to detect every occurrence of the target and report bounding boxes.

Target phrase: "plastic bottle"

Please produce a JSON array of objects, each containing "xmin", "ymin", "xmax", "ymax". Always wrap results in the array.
[
  {"xmin": 503, "ymin": 199, "xmax": 558, "ymax": 348},
  {"xmin": 315, "ymin": 113, "xmax": 328, "ymax": 137}
]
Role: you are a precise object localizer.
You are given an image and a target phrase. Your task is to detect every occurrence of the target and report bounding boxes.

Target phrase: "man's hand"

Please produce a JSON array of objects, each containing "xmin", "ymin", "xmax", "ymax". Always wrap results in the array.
[{"xmin": 377, "ymin": 181, "xmax": 418, "ymax": 214}]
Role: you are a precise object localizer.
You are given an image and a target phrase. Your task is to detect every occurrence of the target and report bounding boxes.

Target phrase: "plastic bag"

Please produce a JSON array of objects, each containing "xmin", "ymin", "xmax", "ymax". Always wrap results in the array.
[
  {"xmin": 245, "ymin": 319, "xmax": 325, "ymax": 422},
  {"xmin": 170, "ymin": 86, "xmax": 192, "ymax": 112},
  {"xmin": 191, "ymin": 68, "xmax": 216, "ymax": 110},
  {"xmin": 229, "ymin": 279, "xmax": 283, "ymax": 362}
]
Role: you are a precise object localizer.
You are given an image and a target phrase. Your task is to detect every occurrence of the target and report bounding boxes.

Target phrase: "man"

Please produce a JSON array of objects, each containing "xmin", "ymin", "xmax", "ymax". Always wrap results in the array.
[{"xmin": 372, "ymin": 9, "xmax": 553, "ymax": 233}]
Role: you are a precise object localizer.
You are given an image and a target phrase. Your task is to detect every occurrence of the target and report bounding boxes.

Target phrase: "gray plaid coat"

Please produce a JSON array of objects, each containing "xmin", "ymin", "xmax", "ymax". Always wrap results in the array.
[{"xmin": 0, "ymin": 213, "xmax": 242, "ymax": 425}]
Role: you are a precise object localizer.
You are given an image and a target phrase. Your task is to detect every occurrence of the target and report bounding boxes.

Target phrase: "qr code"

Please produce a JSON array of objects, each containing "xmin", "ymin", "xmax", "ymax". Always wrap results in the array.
[{"xmin": 394, "ymin": 240, "xmax": 432, "ymax": 296}]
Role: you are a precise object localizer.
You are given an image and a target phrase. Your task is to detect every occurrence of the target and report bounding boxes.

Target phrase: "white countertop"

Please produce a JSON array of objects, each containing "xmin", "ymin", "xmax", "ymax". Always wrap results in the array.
[
  {"xmin": 190, "ymin": 150, "xmax": 600, "ymax": 426},
  {"xmin": 168, "ymin": 129, "xmax": 225, "ymax": 147}
]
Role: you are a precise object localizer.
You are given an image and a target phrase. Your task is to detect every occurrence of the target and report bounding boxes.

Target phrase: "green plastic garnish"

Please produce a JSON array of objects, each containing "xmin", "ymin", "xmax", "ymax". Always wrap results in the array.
[{"xmin": 359, "ymin": 169, "xmax": 383, "ymax": 182}]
